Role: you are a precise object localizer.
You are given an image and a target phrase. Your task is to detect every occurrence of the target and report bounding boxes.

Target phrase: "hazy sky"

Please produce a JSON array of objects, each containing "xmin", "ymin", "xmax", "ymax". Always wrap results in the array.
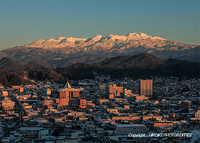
[{"xmin": 0, "ymin": 0, "xmax": 199, "ymax": 50}]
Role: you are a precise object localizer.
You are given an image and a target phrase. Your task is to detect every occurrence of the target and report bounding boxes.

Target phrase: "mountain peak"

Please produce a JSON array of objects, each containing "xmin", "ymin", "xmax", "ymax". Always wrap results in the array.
[
  {"xmin": 90, "ymin": 35, "xmax": 103, "ymax": 42},
  {"xmin": 108, "ymin": 34, "xmax": 115, "ymax": 37},
  {"xmin": 126, "ymin": 32, "xmax": 152, "ymax": 40},
  {"xmin": 126, "ymin": 32, "xmax": 147, "ymax": 35},
  {"xmin": 56, "ymin": 37, "xmax": 66, "ymax": 40}
]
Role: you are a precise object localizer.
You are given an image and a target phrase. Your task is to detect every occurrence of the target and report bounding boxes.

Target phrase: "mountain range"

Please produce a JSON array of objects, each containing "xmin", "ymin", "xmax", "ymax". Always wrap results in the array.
[{"xmin": 0, "ymin": 32, "xmax": 199, "ymax": 69}]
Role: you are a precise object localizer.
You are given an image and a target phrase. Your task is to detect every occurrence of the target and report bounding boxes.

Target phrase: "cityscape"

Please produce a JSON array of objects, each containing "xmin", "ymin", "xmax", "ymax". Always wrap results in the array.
[
  {"xmin": 0, "ymin": 0, "xmax": 199, "ymax": 143},
  {"xmin": 0, "ymin": 75, "xmax": 200, "ymax": 142}
]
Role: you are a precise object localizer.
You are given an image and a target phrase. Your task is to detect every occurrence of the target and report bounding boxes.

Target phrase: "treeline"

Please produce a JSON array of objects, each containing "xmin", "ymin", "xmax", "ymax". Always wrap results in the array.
[
  {"xmin": 54, "ymin": 60, "xmax": 200, "ymax": 80},
  {"xmin": 0, "ymin": 63, "xmax": 199, "ymax": 87},
  {"xmin": 25, "ymin": 67, "xmax": 65, "ymax": 83},
  {"xmin": 0, "ymin": 68, "xmax": 66, "ymax": 86},
  {"xmin": 0, "ymin": 70, "xmax": 25, "ymax": 86},
  {"xmin": 55, "ymin": 63, "xmax": 95, "ymax": 80},
  {"xmin": 0, "ymin": 53, "xmax": 199, "ymax": 86}
]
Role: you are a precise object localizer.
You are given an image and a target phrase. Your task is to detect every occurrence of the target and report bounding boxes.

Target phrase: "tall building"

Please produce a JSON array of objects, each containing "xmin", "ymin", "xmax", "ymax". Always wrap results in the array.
[{"xmin": 139, "ymin": 79, "xmax": 153, "ymax": 97}]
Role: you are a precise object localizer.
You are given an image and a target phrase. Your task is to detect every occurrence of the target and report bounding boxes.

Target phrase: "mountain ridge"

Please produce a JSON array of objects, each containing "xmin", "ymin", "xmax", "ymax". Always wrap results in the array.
[
  {"xmin": 98, "ymin": 52, "xmax": 165, "ymax": 68},
  {"xmin": 24, "ymin": 32, "xmax": 167, "ymax": 49},
  {"xmin": 0, "ymin": 53, "xmax": 199, "ymax": 85},
  {"xmin": 0, "ymin": 32, "xmax": 199, "ymax": 67},
  {"xmin": 55, "ymin": 52, "xmax": 200, "ymax": 79}
]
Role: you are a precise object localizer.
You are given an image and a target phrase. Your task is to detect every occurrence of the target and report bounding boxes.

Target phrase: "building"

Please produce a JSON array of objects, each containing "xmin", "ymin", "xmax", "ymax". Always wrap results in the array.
[
  {"xmin": 79, "ymin": 99, "xmax": 87, "ymax": 108},
  {"xmin": 19, "ymin": 87, "xmax": 24, "ymax": 93},
  {"xmin": 109, "ymin": 84, "xmax": 124, "ymax": 98},
  {"xmin": 124, "ymin": 89, "xmax": 133, "ymax": 99},
  {"xmin": 181, "ymin": 100, "xmax": 192, "ymax": 113},
  {"xmin": 46, "ymin": 88, "xmax": 51, "ymax": 95},
  {"xmin": 143, "ymin": 115, "xmax": 162, "ymax": 120},
  {"xmin": 69, "ymin": 98, "xmax": 79, "ymax": 107},
  {"xmin": 154, "ymin": 121, "xmax": 173, "ymax": 128},
  {"xmin": 59, "ymin": 82, "xmax": 80, "ymax": 106},
  {"xmin": 99, "ymin": 84, "xmax": 107, "ymax": 91},
  {"xmin": 195, "ymin": 110, "xmax": 200, "ymax": 118},
  {"xmin": 43, "ymin": 99, "xmax": 54, "ymax": 106},
  {"xmin": 115, "ymin": 124, "xmax": 146, "ymax": 135},
  {"xmin": 2, "ymin": 98, "xmax": 15, "ymax": 111},
  {"xmin": 20, "ymin": 127, "xmax": 43, "ymax": 138},
  {"xmin": 136, "ymin": 95, "xmax": 149, "ymax": 101},
  {"xmin": 139, "ymin": 79, "xmax": 153, "ymax": 97},
  {"xmin": 109, "ymin": 93, "xmax": 115, "ymax": 99},
  {"xmin": 107, "ymin": 108, "xmax": 118, "ymax": 113},
  {"xmin": 12, "ymin": 86, "xmax": 21, "ymax": 90},
  {"xmin": 112, "ymin": 116, "xmax": 141, "ymax": 121},
  {"xmin": 56, "ymin": 133, "xmax": 80, "ymax": 143},
  {"xmin": 2, "ymin": 91, "xmax": 8, "ymax": 96}
]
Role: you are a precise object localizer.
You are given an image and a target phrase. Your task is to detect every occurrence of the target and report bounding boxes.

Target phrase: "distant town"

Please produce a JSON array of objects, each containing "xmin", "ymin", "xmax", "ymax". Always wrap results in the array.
[{"xmin": 0, "ymin": 75, "xmax": 200, "ymax": 143}]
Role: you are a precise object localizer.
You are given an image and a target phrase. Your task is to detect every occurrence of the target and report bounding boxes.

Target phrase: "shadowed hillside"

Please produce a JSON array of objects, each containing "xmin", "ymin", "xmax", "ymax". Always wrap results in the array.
[{"xmin": 0, "ymin": 57, "xmax": 24, "ymax": 72}]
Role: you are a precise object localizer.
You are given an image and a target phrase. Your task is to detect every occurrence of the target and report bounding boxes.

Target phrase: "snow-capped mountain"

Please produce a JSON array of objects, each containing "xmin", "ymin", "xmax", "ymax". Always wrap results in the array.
[
  {"xmin": 25, "ymin": 32, "xmax": 193, "ymax": 51},
  {"xmin": 0, "ymin": 32, "xmax": 199, "ymax": 69}
]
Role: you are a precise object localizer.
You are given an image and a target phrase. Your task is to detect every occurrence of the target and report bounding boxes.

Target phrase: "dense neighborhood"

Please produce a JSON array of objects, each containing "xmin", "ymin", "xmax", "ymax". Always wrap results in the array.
[{"xmin": 0, "ymin": 76, "xmax": 200, "ymax": 143}]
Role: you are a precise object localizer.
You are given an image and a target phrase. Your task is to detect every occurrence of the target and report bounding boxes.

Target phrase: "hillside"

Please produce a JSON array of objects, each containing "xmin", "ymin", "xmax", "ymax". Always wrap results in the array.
[
  {"xmin": 55, "ymin": 53, "xmax": 200, "ymax": 79},
  {"xmin": 0, "ymin": 57, "xmax": 24, "ymax": 72},
  {"xmin": 98, "ymin": 52, "xmax": 165, "ymax": 68},
  {"xmin": 0, "ymin": 53, "xmax": 199, "ymax": 86}
]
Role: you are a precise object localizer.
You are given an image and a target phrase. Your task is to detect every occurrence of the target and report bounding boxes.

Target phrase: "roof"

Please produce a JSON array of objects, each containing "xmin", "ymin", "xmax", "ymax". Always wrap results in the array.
[
  {"xmin": 96, "ymin": 128, "xmax": 104, "ymax": 131},
  {"xmin": 109, "ymin": 136, "xmax": 119, "ymax": 141},
  {"xmin": 59, "ymin": 87, "xmax": 79, "ymax": 91},
  {"xmin": 116, "ymin": 124, "xmax": 146, "ymax": 127},
  {"xmin": 40, "ymin": 129, "xmax": 49, "ymax": 132},
  {"xmin": 64, "ymin": 82, "xmax": 71, "ymax": 88},
  {"xmin": 20, "ymin": 127, "xmax": 43, "ymax": 131},
  {"xmin": 57, "ymin": 136, "xmax": 66, "ymax": 140},
  {"xmin": 59, "ymin": 82, "xmax": 79, "ymax": 91}
]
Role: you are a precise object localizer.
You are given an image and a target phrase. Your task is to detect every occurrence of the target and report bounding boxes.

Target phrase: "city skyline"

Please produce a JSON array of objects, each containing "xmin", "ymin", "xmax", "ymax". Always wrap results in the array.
[{"xmin": 0, "ymin": 0, "xmax": 199, "ymax": 50}]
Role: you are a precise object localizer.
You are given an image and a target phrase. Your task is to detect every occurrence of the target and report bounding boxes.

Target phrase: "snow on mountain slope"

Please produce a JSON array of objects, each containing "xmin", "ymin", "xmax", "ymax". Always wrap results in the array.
[
  {"xmin": 24, "ymin": 32, "xmax": 175, "ymax": 49},
  {"xmin": 1, "ymin": 32, "xmax": 198, "ymax": 66}
]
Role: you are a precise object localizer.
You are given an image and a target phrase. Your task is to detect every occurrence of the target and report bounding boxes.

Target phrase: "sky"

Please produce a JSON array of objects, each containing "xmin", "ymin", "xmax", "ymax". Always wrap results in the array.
[{"xmin": 0, "ymin": 0, "xmax": 199, "ymax": 50}]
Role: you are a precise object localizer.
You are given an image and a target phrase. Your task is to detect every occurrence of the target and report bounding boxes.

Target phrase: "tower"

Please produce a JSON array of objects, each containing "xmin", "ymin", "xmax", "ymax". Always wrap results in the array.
[{"xmin": 139, "ymin": 79, "xmax": 153, "ymax": 97}]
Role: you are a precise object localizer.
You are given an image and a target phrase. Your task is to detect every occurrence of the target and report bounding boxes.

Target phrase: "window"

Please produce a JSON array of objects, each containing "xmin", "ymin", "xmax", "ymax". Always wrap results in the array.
[{"xmin": 71, "ymin": 91, "xmax": 73, "ymax": 98}]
